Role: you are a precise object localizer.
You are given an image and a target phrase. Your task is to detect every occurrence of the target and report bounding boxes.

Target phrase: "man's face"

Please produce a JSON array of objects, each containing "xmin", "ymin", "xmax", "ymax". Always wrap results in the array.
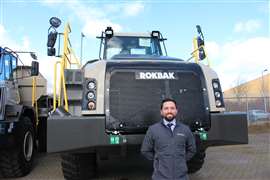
[{"xmin": 160, "ymin": 101, "xmax": 178, "ymax": 121}]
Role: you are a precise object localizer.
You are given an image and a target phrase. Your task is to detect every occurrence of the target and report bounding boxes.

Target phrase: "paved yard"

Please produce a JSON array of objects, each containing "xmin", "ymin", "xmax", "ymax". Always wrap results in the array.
[{"xmin": 5, "ymin": 130, "xmax": 270, "ymax": 180}]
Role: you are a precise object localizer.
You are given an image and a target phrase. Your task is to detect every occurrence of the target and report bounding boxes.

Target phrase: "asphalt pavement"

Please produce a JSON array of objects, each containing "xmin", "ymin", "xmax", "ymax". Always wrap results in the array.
[{"xmin": 5, "ymin": 129, "xmax": 270, "ymax": 180}]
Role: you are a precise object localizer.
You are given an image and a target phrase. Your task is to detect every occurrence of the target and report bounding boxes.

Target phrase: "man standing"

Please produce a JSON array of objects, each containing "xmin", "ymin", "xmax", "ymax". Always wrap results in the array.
[{"xmin": 141, "ymin": 98, "xmax": 196, "ymax": 180}]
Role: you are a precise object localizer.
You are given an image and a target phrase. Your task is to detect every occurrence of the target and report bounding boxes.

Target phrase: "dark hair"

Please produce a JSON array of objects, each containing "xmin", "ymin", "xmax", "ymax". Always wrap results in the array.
[{"xmin": 160, "ymin": 98, "xmax": 177, "ymax": 109}]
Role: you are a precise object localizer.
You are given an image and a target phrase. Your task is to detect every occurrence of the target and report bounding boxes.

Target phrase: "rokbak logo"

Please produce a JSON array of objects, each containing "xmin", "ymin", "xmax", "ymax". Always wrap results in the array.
[{"xmin": 139, "ymin": 72, "xmax": 176, "ymax": 79}]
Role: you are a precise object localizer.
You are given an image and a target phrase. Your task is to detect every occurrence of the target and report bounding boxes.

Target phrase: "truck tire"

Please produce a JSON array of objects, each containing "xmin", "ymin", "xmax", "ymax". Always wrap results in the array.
[
  {"xmin": 187, "ymin": 149, "xmax": 205, "ymax": 173},
  {"xmin": 61, "ymin": 152, "xmax": 97, "ymax": 180},
  {"xmin": 37, "ymin": 117, "xmax": 47, "ymax": 152},
  {"xmin": 187, "ymin": 134, "xmax": 206, "ymax": 173},
  {"xmin": 0, "ymin": 116, "xmax": 35, "ymax": 178}
]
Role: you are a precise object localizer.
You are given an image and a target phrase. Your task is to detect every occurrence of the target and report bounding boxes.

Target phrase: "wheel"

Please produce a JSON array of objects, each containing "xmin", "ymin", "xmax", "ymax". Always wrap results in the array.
[
  {"xmin": 37, "ymin": 117, "xmax": 47, "ymax": 152},
  {"xmin": 187, "ymin": 134, "xmax": 206, "ymax": 174},
  {"xmin": 61, "ymin": 152, "xmax": 97, "ymax": 180},
  {"xmin": 0, "ymin": 116, "xmax": 35, "ymax": 178}
]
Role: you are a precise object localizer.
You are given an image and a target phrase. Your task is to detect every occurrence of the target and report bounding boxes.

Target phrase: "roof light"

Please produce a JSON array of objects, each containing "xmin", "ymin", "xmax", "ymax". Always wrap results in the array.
[
  {"xmin": 105, "ymin": 27, "xmax": 113, "ymax": 38},
  {"xmin": 151, "ymin": 31, "xmax": 160, "ymax": 38}
]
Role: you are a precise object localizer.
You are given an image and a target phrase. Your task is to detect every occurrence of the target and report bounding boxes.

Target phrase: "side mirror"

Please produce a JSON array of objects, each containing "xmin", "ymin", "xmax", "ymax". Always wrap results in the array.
[
  {"xmin": 198, "ymin": 46, "xmax": 206, "ymax": 60},
  {"xmin": 31, "ymin": 61, "xmax": 39, "ymax": 76},
  {"xmin": 197, "ymin": 36, "xmax": 204, "ymax": 47},
  {"xmin": 47, "ymin": 30, "xmax": 58, "ymax": 56},
  {"xmin": 47, "ymin": 47, "xmax": 56, "ymax": 56},
  {"xmin": 47, "ymin": 31, "xmax": 58, "ymax": 48},
  {"xmin": 47, "ymin": 17, "xmax": 61, "ymax": 57},
  {"xmin": 197, "ymin": 36, "xmax": 206, "ymax": 60},
  {"xmin": 49, "ymin": 17, "xmax": 61, "ymax": 28},
  {"xmin": 196, "ymin": 25, "xmax": 206, "ymax": 60}
]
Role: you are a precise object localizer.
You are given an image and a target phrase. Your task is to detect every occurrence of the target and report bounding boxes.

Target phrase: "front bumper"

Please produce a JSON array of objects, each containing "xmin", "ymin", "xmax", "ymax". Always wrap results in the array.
[
  {"xmin": 204, "ymin": 112, "xmax": 248, "ymax": 147},
  {"xmin": 47, "ymin": 112, "xmax": 248, "ymax": 153},
  {"xmin": 47, "ymin": 115, "xmax": 145, "ymax": 153}
]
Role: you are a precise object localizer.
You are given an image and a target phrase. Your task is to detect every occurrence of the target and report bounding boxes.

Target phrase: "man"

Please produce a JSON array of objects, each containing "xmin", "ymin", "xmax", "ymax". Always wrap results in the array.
[{"xmin": 141, "ymin": 98, "xmax": 196, "ymax": 180}]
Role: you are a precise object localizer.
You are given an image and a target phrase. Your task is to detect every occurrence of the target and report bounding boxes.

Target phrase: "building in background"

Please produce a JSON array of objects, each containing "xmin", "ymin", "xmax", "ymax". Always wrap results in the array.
[{"xmin": 223, "ymin": 72, "xmax": 269, "ymax": 113}]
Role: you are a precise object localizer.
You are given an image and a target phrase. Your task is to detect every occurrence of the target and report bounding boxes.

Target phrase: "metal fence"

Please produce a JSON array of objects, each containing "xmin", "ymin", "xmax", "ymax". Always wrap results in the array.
[{"xmin": 224, "ymin": 96, "xmax": 270, "ymax": 124}]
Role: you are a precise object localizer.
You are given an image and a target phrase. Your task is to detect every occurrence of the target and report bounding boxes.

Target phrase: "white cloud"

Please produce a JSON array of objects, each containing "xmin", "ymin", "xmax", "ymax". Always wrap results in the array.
[
  {"xmin": 61, "ymin": 0, "xmax": 123, "ymax": 37},
  {"xmin": 102, "ymin": 1, "xmax": 144, "ymax": 17},
  {"xmin": 0, "ymin": 24, "xmax": 55, "ymax": 93},
  {"xmin": 208, "ymin": 37, "xmax": 270, "ymax": 91},
  {"xmin": 38, "ymin": 56, "xmax": 59, "ymax": 93},
  {"xmin": 82, "ymin": 19, "xmax": 122, "ymax": 37},
  {"xmin": 234, "ymin": 19, "xmax": 261, "ymax": 33},
  {"xmin": 22, "ymin": 36, "xmax": 30, "ymax": 49},
  {"xmin": 42, "ymin": 0, "xmax": 144, "ymax": 37},
  {"xmin": 123, "ymin": 1, "xmax": 144, "ymax": 16},
  {"xmin": 206, "ymin": 41, "xmax": 220, "ymax": 59},
  {"xmin": 0, "ymin": 25, "xmax": 33, "ymax": 66},
  {"xmin": 0, "ymin": 25, "xmax": 24, "ymax": 49}
]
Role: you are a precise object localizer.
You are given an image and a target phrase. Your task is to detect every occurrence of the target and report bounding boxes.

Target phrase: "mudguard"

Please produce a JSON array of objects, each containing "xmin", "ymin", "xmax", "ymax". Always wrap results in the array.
[{"xmin": 47, "ymin": 115, "xmax": 108, "ymax": 153}]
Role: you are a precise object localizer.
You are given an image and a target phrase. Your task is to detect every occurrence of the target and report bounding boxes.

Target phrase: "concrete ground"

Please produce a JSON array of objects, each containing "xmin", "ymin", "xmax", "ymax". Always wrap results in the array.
[{"xmin": 5, "ymin": 125, "xmax": 270, "ymax": 180}]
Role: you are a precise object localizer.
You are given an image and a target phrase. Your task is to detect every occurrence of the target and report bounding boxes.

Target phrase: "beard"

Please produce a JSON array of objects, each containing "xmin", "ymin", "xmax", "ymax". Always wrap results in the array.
[{"xmin": 163, "ymin": 114, "xmax": 176, "ymax": 121}]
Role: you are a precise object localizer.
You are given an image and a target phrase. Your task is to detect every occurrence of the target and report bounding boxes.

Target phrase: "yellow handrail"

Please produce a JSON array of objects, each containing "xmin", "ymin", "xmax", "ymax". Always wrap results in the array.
[
  {"xmin": 192, "ymin": 37, "xmax": 199, "ymax": 64},
  {"xmin": 53, "ymin": 22, "xmax": 81, "ymax": 112},
  {"xmin": 53, "ymin": 61, "xmax": 60, "ymax": 111},
  {"xmin": 31, "ymin": 76, "xmax": 39, "ymax": 127}
]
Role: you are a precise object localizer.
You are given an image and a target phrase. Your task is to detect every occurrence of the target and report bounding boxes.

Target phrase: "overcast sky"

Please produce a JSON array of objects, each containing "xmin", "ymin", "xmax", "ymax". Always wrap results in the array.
[{"xmin": 0, "ymin": 0, "xmax": 269, "ymax": 92}]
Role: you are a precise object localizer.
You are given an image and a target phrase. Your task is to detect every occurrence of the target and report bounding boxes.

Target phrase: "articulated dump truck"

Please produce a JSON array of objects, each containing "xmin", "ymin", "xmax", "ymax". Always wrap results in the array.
[
  {"xmin": 0, "ymin": 47, "xmax": 52, "ymax": 178},
  {"xmin": 46, "ymin": 18, "xmax": 248, "ymax": 179}
]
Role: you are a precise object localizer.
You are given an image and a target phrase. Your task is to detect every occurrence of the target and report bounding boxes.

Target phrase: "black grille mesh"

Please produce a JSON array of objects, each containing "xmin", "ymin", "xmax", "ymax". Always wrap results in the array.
[{"xmin": 107, "ymin": 70, "xmax": 207, "ymax": 132}]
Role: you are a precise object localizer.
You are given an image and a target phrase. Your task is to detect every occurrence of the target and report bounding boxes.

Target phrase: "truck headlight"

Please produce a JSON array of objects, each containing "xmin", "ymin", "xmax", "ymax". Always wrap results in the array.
[
  {"xmin": 214, "ymin": 91, "xmax": 221, "ymax": 98},
  {"xmin": 88, "ymin": 81, "xmax": 96, "ymax": 90},
  {"xmin": 215, "ymin": 100, "xmax": 222, "ymax": 107},
  {"xmin": 83, "ymin": 78, "xmax": 97, "ymax": 111},
  {"xmin": 212, "ymin": 79, "xmax": 224, "ymax": 108},
  {"xmin": 87, "ymin": 91, "xmax": 95, "ymax": 100},
  {"xmin": 88, "ymin": 101, "xmax": 96, "ymax": 110},
  {"xmin": 212, "ymin": 81, "xmax": 219, "ymax": 89}
]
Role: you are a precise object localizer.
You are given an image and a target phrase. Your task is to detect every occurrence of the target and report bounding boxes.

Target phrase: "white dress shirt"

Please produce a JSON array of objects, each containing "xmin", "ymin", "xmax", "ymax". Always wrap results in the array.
[{"xmin": 163, "ymin": 118, "xmax": 176, "ymax": 131}]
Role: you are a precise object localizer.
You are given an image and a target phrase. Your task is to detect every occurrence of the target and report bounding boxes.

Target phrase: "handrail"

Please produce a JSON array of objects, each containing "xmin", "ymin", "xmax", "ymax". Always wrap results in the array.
[
  {"xmin": 53, "ymin": 22, "xmax": 81, "ymax": 112},
  {"xmin": 31, "ymin": 76, "xmax": 39, "ymax": 127},
  {"xmin": 53, "ymin": 61, "xmax": 60, "ymax": 111}
]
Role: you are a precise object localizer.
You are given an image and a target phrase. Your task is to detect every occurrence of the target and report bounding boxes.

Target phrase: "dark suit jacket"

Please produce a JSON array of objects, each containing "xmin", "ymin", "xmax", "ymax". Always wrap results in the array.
[{"xmin": 141, "ymin": 120, "xmax": 196, "ymax": 180}]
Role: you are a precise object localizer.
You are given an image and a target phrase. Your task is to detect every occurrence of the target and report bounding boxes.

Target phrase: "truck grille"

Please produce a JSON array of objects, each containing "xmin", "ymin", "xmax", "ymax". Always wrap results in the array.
[{"xmin": 105, "ymin": 63, "xmax": 209, "ymax": 134}]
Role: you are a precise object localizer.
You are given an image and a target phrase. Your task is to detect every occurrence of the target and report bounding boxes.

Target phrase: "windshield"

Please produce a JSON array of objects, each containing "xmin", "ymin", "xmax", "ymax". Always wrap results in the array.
[
  {"xmin": 104, "ymin": 36, "xmax": 163, "ymax": 59},
  {"xmin": 0, "ymin": 48, "xmax": 17, "ymax": 81}
]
